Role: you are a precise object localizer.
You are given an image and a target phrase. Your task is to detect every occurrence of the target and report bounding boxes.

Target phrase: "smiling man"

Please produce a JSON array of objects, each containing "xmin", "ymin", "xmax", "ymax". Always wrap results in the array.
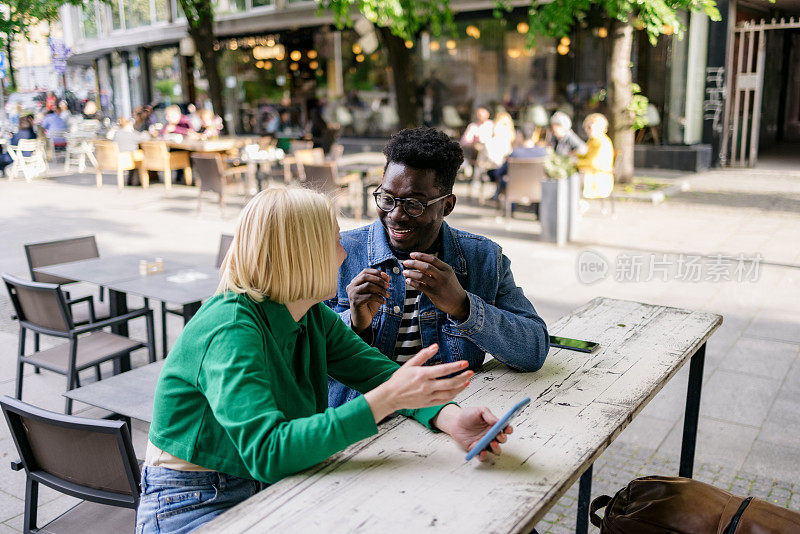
[{"xmin": 327, "ymin": 127, "xmax": 550, "ymax": 407}]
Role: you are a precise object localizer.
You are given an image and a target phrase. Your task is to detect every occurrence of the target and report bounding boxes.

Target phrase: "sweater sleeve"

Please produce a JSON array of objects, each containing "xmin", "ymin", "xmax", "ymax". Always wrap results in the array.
[
  {"xmin": 320, "ymin": 305, "xmax": 450, "ymax": 431},
  {"xmin": 197, "ymin": 321, "xmax": 379, "ymax": 484}
]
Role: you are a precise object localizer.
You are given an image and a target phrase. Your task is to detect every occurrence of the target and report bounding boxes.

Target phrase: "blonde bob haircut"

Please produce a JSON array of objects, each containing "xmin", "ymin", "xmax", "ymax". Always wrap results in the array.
[
  {"xmin": 583, "ymin": 113, "xmax": 609, "ymax": 133},
  {"xmin": 217, "ymin": 185, "xmax": 339, "ymax": 304}
]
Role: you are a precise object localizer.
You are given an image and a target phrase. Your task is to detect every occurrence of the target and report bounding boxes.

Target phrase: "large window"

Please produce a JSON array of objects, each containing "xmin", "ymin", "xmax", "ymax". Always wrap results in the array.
[
  {"xmin": 150, "ymin": 47, "xmax": 183, "ymax": 106},
  {"xmin": 81, "ymin": 2, "xmax": 100, "ymax": 39}
]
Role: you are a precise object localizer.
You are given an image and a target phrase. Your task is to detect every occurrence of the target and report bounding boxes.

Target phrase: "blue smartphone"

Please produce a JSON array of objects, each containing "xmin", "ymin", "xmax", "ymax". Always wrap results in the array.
[{"xmin": 465, "ymin": 397, "xmax": 531, "ymax": 461}]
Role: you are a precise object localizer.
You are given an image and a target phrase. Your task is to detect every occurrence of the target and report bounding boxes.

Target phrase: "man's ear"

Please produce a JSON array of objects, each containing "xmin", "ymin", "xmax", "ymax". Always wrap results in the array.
[{"xmin": 443, "ymin": 195, "xmax": 457, "ymax": 217}]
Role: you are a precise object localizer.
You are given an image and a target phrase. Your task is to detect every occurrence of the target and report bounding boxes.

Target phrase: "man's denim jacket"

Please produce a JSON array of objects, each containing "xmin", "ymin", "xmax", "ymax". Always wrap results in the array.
[{"xmin": 326, "ymin": 220, "xmax": 550, "ymax": 407}]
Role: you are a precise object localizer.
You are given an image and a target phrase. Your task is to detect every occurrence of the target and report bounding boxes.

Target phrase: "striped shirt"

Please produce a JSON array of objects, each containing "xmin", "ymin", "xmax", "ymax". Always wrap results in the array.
[{"xmin": 394, "ymin": 284, "xmax": 422, "ymax": 363}]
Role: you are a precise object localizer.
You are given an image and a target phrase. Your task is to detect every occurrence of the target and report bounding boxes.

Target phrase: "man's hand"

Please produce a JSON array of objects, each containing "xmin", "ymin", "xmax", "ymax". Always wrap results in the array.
[
  {"xmin": 433, "ymin": 404, "xmax": 511, "ymax": 462},
  {"xmin": 347, "ymin": 268, "xmax": 391, "ymax": 333},
  {"xmin": 402, "ymin": 252, "xmax": 469, "ymax": 322}
]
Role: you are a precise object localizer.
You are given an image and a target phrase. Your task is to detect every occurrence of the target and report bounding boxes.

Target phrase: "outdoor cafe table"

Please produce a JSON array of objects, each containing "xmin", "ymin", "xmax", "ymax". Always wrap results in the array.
[
  {"xmin": 195, "ymin": 297, "xmax": 721, "ymax": 534},
  {"xmin": 163, "ymin": 137, "xmax": 247, "ymax": 153},
  {"xmin": 35, "ymin": 254, "xmax": 219, "ymax": 368},
  {"xmin": 64, "ymin": 359, "xmax": 164, "ymax": 427}
]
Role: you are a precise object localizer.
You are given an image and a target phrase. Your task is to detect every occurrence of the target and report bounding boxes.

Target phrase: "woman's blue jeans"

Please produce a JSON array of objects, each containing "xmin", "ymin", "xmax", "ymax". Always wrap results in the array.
[{"xmin": 136, "ymin": 466, "xmax": 262, "ymax": 534}]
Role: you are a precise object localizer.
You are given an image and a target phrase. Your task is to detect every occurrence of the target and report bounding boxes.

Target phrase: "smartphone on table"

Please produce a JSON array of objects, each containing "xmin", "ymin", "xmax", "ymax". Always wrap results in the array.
[
  {"xmin": 549, "ymin": 335, "xmax": 600, "ymax": 354},
  {"xmin": 465, "ymin": 397, "xmax": 531, "ymax": 461}
]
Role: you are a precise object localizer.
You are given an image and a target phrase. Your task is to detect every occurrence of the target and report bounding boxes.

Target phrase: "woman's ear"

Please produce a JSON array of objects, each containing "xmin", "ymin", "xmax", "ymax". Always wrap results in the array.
[{"xmin": 443, "ymin": 195, "xmax": 457, "ymax": 217}]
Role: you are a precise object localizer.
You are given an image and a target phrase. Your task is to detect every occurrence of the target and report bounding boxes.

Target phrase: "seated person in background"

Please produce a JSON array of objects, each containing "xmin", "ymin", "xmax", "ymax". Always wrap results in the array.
[
  {"xmin": 327, "ymin": 127, "xmax": 550, "ymax": 408},
  {"xmin": 0, "ymin": 115, "xmax": 37, "ymax": 173},
  {"xmin": 41, "ymin": 109, "xmax": 68, "ymax": 146},
  {"xmin": 490, "ymin": 132, "xmax": 548, "ymax": 198},
  {"xmin": 133, "ymin": 105, "xmax": 154, "ymax": 132},
  {"xmin": 108, "ymin": 117, "xmax": 148, "ymax": 186},
  {"xmin": 197, "ymin": 108, "xmax": 222, "ymax": 138},
  {"xmin": 483, "ymin": 111, "xmax": 516, "ymax": 197},
  {"xmin": 137, "ymin": 186, "xmax": 512, "ymax": 532},
  {"xmin": 576, "ymin": 113, "xmax": 615, "ymax": 199},
  {"xmin": 460, "ymin": 107, "xmax": 493, "ymax": 174},
  {"xmin": 159, "ymin": 105, "xmax": 196, "ymax": 138},
  {"xmin": 57, "ymin": 100, "xmax": 72, "ymax": 121},
  {"xmin": 549, "ymin": 111, "xmax": 586, "ymax": 157},
  {"xmin": 82, "ymin": 100, "xmax": 102, "ymax": 121}
]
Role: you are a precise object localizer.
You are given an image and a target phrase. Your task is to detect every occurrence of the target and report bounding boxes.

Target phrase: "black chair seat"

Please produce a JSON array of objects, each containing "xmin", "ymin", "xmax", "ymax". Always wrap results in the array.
[
  {"xmin": 25, "ymin": 332, "xmax": 144, "ymax": 373},
  {"xmin": 39, "ymin": 501, "xmax": 136, "ymax": 534}
]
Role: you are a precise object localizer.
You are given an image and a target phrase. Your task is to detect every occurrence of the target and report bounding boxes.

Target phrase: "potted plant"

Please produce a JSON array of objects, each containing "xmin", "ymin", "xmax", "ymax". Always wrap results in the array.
[{"xmin": 540, "ymin": 150, "xmax": 576, "ymax": 245}]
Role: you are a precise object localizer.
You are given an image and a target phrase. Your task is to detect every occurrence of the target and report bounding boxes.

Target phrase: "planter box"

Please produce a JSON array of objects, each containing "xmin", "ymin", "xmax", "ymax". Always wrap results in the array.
[
  {"xmin": 634, "ymin": 144, "xmax": 712, "ymax": 172},
  {"xmin": 540, "ymin": 178, "xmax": 569, "ymax": 245}
]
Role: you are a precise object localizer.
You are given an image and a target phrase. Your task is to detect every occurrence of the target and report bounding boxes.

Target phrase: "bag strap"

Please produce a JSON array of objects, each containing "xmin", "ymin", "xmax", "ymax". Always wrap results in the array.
[
  {"xmin": 590, "ymin": 495, "xmax": 613, "ymax": 528},
  {"xmin": 723, "ymin": 497, "xmax": 754, "ymax": 534}
]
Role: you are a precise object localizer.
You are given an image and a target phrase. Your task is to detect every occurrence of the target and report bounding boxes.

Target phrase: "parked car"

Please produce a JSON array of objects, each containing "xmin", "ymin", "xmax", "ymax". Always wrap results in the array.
[{"xmin": 5, "ymin": 91, "xmax": 46, "ymax": 117}]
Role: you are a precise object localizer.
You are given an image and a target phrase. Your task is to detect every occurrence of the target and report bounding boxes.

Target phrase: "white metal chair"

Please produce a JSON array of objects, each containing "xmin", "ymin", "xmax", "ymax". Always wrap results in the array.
[
  {"xmin": 7, "ymin": 140, "xmax": 48, "ymax": 182},
  {"xmin": 64, "ymin": 134, "xmax": 97, "ymax": 173}
]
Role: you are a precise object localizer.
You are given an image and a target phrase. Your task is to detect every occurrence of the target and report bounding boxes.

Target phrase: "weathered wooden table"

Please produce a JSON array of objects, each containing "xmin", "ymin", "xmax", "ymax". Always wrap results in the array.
[{"xmin": 198, "ymin": 297, "xmax": 722, "ymax": 534}]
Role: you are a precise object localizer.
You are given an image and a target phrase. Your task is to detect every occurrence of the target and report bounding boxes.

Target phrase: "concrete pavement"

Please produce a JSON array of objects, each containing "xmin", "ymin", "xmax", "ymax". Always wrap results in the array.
[{"xmin": 0, "ymin": 166, "xmax": 798, "ymax": 531}]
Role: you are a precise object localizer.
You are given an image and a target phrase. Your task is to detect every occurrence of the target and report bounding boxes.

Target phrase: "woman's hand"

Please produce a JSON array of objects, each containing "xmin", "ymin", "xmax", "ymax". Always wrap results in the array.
[
  {"xmin": 433, "ymin": 404, "xmax": 512, "ymax": 462},
  {"xmin": 364, "ymin": 344, "xmax": 472, "ymax": 423}
]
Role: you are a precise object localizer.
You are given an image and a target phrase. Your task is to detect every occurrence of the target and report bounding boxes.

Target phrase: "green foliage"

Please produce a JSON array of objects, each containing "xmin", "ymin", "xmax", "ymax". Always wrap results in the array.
[
  {"xmin": 316, "ymin": 0, "xmax": 456, "ymax": 40},
  {"xmin": 176, "ymin": 0, "xmax": 215, "ymax": 29},
  {"xmin": 543, "ymin": 148, "xmax": 576, "ymax": 180},
  {"xmin": 629, "ymin": 83, "xmax": 649, "ymax": 130},
  {"xmin": 0, "ymin": 0, "xmax": 91, "ymax": 47},
  {"xmin": 496, "ymin": 0, "xmax": 720, "ymax": 47}
]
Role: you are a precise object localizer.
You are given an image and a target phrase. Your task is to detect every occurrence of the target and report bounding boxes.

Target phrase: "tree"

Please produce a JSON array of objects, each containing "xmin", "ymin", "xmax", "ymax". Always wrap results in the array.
[
  {"xmin": 319, "ymin": 0, "xmax": 458, "ymax": 128},
  {"xmin": 510, "ymin": 0, "xmax": 720, "ymax": 181},
  {"xmin": 0, "ymin": 0, "xmax": 87, "ymax": 90},
  {"xmin": 321, "ymin": 0, "xmax": 719, "ymax": 182},
  {"xmin": 176, "ymin": 0, "xmax": 227, "ymax": 131}
]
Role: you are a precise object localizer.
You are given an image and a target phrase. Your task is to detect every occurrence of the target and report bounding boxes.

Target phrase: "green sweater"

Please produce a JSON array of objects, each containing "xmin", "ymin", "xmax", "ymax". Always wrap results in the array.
[{"xmin": 149, "ymin": 291, "xmax": 447, "ymax": 483}]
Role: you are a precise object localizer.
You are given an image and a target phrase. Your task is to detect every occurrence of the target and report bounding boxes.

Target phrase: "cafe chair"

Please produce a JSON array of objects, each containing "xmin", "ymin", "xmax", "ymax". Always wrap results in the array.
[
  {"xmin": 3, "ymin": 274, "xmax": 156, "ymax": 415},
  {"xmin": 300, "ymin": 162, "xmax": 362, "ymax": 217},
  {"xmin": 1, "ymin": 396, "xmax": 140, "ymax": 534},
  {"xmin": 504, "ymin": 157, "xmax": 545, "ymax": 223},
  {"xmin": 191, "ymin": 153, "xmax": 247, "ymax": 214},
  {"xmin": 7, "ymin": 140, "xmax": 48, "ymax": 182},
  {"xmin": 140, "ymin": 140, "xmax": 193, "ymax": 190},
  {"xmin": 283, "ymin": 147, "xmax": 325, "ymax": 183},
  {"xmin": 93, "ymin": 140, "xmax": 146, "ymax": 189},
  {"xmin": 159, "ymin": 234, "xmax": 232, "ymax": 357},
  {"xmin": 63, "ymin": 132, "xmax": 97, "ymax": 174},
  {"xmin": 25, "ymin": 235, "xmax": 111, "ymax": 328}
]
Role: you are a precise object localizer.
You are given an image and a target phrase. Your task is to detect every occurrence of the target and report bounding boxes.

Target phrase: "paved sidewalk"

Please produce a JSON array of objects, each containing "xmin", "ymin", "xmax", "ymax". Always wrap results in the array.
[{"xmin": 0, "ymin": 167, "xmax": 798, "ymax": 531}]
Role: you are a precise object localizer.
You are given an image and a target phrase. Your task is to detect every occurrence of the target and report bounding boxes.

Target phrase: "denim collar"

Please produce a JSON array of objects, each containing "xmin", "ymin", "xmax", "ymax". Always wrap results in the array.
[{"xmin": 367, "ymin": 220, "xmax": 467, "ymax": 275}]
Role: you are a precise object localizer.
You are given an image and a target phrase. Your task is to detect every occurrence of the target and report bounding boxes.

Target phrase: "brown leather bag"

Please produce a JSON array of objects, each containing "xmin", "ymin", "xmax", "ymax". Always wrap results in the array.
[{"xmin": 590, "ymin": 476, "xmax": 800, "ymax": 533}]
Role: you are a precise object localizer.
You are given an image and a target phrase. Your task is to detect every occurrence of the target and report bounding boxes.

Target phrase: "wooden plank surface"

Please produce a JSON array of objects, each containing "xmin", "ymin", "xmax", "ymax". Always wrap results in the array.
[
  {"xmin": 197, "ymin": 297, "xmax": 722, "ymax": 534},
  {"xmin": 64, "ymin": 360, "xmax": 164, "ymax": 422}
]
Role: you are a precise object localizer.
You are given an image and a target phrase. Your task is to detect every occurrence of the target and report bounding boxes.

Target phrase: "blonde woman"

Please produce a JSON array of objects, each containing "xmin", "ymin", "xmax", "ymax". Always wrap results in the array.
[
  {"xmin": 577, "ymin": 113, "xmax": 615, "ymax": 199},
  {"xmin": 137, "ymin": 186, "xmax": 512, "ymax": 534}
]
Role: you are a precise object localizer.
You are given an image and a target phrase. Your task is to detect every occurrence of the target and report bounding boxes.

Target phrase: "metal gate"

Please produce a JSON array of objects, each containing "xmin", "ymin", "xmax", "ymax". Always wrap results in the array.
[{"xmin": 721, "ymin": 18, "xmax": 800, "ymax": 167}]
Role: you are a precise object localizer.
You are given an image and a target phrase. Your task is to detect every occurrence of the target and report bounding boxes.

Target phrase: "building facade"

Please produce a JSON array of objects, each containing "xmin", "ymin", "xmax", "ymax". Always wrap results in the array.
[{"xmin": 63, "ymin": 0, "xmax": 756, "ymax": 168}]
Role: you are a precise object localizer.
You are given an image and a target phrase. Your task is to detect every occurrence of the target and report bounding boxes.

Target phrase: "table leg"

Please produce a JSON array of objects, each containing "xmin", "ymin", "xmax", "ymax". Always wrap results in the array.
[
  {"xmin": 679, "ymin": 342, "xmax": 706, "ymax": 478},
  {"xmin": 183, "ymin": 301, "xmax": 202, "ymax": 324},
  {"xmin": 108, "ymin": 289, "xmax": 131, "ymax": 373},
  {"xmin": 576, "ymin": 463, "xmax": 593, "ymax": 534}
]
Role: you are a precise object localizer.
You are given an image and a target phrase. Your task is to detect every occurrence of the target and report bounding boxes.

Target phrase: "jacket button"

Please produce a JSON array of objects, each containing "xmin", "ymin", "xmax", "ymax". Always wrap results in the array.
[
  {"xmin": 393, "ymin": 266, "xmax": 400, "ymax": 274},
  {"xmin": 393, "ymin": 305, "xmax": 401, "ymax": 313}
]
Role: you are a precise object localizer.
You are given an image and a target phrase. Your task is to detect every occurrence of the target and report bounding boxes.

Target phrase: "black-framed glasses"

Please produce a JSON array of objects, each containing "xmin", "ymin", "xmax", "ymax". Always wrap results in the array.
[{"xmin": 373, "ymin": 190, "xmax": 451, "ymax": 217}]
